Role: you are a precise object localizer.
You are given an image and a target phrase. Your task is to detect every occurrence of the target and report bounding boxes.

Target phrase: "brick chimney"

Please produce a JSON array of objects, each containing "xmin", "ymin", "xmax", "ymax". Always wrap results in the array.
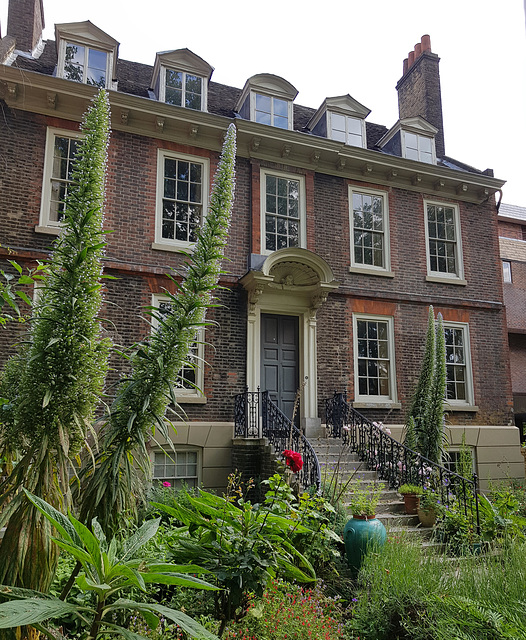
[
  {"xmin": 7, "ymin": 0, "xmax": 45, "ymax": 54},
  {"xmin": 396, "ymin": 35, "xmax": 445, "ymax": 158}
]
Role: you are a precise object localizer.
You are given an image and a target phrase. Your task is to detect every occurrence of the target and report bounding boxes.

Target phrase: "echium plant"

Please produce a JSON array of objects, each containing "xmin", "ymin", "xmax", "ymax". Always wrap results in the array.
[
  {"xmin": 76, "ymin": 123, "xmax": 237, "ymax": 534},
  {"xmin": 0, "ymin": 90, "xmax": 112, "ymax": 591},
  {"xmin": 404, "ymin": 306, "xmax": 447, "ymax": 465}
]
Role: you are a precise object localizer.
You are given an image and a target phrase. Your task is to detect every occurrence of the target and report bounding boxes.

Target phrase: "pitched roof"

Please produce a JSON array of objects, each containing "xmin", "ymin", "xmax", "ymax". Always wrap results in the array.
[
  {"xmin": 499, "ymin": 203, "xmax": 526, "ymax": 221},
  {"xmin": 4, "ymin": 39, "xmax": 483, "ymax": 170}
]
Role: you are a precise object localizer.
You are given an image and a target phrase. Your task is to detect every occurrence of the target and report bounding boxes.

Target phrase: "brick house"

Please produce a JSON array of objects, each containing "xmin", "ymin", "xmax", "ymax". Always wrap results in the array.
[
  {"xmin": 498, "ymin": 203, "xmax": 526, "ymax": 436},
  {"xmin": 1, "ymin": 0, "xmax": 523, "ymax": 492}
]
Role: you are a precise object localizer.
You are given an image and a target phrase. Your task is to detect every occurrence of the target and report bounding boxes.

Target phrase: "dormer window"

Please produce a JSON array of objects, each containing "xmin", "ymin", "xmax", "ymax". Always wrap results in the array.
[
  {"xmin": 64, "ymin": 43, "xmax": 107, "ymax": 87},
  {"xmin": 404, "ymin": 131, "xmax": 434, "ymax": 163},
  {"xmin": 236, "ymin": 74, "xmax": 298, "ymax": 131},
  {"xmin": 152, "ymin": 49, "xmax": 213, "ymax": 112},
  {"xmin": 164, "ymin": 70, "xmax": 203, "ymax": 110},
  {"xmin": 308, "ymin": 95, "xmax": 370, "ymax": 148},
  {"xmin": 377, "ymin": 116, "xmax": 438, "ymax": 164},
  {"xmin": 55, "ymin": 22, "xmax": 119, "ymax": 89}
]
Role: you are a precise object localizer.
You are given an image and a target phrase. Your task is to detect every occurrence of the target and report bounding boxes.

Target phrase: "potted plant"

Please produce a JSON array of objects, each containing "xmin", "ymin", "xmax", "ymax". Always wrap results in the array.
[
  {"xmin": 344, "ymin": 482, "xmax": 387, "ymax": 575},
  {"xmin": 399, "ymin": 483, "xmax": 423, "ymax": 514},
  {"xmin": 417, "ymin": 488, "xmax": 440, "ymax": 527}
]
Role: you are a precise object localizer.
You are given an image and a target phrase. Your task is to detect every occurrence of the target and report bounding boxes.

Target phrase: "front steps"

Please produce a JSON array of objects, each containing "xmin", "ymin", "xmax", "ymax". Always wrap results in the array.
[{"xmin": 311, "ymin": 437, "xmax": 434, "ymax": 542}]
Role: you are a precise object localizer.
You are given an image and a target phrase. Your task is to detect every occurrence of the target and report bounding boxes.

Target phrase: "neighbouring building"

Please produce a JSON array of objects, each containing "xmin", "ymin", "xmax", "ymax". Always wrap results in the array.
[
  {"xmin": 1, "ymin": 0, "xmax": 523, "ymax": 492},
  {"xmin": 498, "ymin": 203, "xmax": 526, "ymax": 438}
]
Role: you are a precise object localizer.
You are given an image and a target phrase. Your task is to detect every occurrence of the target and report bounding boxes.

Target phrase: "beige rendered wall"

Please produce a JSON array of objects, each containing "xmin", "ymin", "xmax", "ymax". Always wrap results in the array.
[
  {"xmin": 388, "ymin": 424, "xmax": 524, "ymax": 492},
  {"xmin": 152, "ymin": 422, "xmax": 234, "ymax": 494}
]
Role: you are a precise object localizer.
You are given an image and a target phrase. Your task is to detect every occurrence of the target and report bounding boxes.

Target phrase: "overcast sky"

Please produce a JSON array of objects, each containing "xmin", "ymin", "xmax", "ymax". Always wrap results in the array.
[{"xmin": 2, "ymin": 0, "xmax": 526, "ymax": 205}]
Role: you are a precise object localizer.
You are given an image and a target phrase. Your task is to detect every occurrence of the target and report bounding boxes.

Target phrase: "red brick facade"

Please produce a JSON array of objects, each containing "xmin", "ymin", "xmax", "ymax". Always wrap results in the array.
[{"xmin": 0, "ymin": 4, "xmax": 515, "ymax": 460}]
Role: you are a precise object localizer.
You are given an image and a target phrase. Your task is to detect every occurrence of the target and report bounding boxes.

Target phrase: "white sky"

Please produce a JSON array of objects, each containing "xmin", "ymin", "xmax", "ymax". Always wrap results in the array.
[{"xmin": 2, "ymin": 0, "xmax": 526, "ymax": 205}]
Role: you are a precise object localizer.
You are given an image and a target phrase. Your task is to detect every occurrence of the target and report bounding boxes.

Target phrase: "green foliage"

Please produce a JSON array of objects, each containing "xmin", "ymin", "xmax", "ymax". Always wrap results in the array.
[
  {"xmin": 0, "ymin": 259, "xmax": 49, "ymax": 326},
  {"xmin": 0, "ymin": 89, "xmax": 112, "ymax": 592},
  {"xmin": 152, "ymin": 473, "xmax": 316, "ymax": 634},
  {"xmin": 424, "ymin": 312, "xmax": 446, "ymax": 464},
  {"xmin": 349, "ymin": 535, "xmax": 526, "ymax": 639},
  {"xmin": 347, "ymin": 480, "xmax": 385, "ymax": 517},
  {"xmin": 75, "ymin": 123, "xmax": 237, "ymax": 534},
  {"xmin": 222, "ymin": 579, "xmax": 344, "ymax": 640},
  {"xmin": 418, "ymin": 488, "xmax": 442, "ymax": 515},
  {"xmin": 405, "ymin": 306, "xmax": 447, "ymax": 464},
  {"xmin": 398, "ymin": 484, "xmax": 423, "ymax": 496},
  {"xmin": 0, "ymin": 490, "xmax": 218, "ymax": 639}
]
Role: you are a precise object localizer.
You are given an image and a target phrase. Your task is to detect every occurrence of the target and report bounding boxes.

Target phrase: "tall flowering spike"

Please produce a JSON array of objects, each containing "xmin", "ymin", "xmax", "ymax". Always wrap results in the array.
[
  {"xmin": 406, "ymin": 306, "xmax": 435, "ymax": 453},
  {"xmin": 425, "ymin": 312, "xmax": 447, "ymax": 463},
  {"xmin": 0, "ymin": 90, "xmax": 112, "ymax": 592},
  {"xmin": 76, "ymin": 123, "xmax": 237, "ymax": 533}
]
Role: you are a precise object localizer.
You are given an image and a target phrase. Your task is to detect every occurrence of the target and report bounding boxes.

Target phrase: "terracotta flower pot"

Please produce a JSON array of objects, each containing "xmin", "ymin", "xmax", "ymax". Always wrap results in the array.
[{"xmin": 403, "ymin": 493, "xmax": 419, "ymax": 515}]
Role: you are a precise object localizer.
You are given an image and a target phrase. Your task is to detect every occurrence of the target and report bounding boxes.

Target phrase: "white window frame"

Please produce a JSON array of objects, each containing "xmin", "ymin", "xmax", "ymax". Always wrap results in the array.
[
  {"xmin": 503, "ymin": 260, "xmax": 512, "ymax": 283},
  {"xmin": 159, "ymin": 67, "xmax": 207, "ymax": 111},
  {"xmin": 349, "ymin": 187, "xmax": 391, "ymax": 275},
  {"xmin": 329, "ymin": 112, "xmax": 366, "ymax": 148},
  {"xmin": 424, "ymin": 200, "xmax": 465, "ymax": 284},
  {"xmin": 37, "ymin": 127, "xmax": 82, "ymax": 235},
  {"xmin": 352, "ymin": 314, "xmax": 398, "ymax": 406},
  {"xmin": 151, "ymin": 294, "xmax": 206, "ymax": 403},
  {"xmin": 443, "ymin": 321, "xmax": 475, "ymax": 409},
  {"xmin": 260, "ymin": 169, "xmax": 306, "ymax": 255},
  {"xmin": 443, "ymin": 446, "xmax": 476, "ymax": 475},
  {"xmin": 57, "ymin": 39, "xmax": 113, "ymax": 88},
  {"xmin": 153, "ymin": 150, "xmax": 209, "ymax": 253},
  {"xmin": 152, "ymin": 446, "xmax": 201, "ymax": 489},
  {"xmin": 251, "ymin": 92, "xmax": 293, "ymax": 130},
  {"xmin": 402, "ymin": 130, "xmax": 436, "ymax": 164}
]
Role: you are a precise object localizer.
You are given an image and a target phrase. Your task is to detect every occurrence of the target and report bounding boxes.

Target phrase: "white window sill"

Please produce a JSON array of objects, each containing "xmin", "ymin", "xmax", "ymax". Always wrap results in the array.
[
  {"xmin": 151, "ymin": 242, "xmax": 193, "ymax": 254},
  {"xmin": 35, "ymin": 225, "xmax": 61, "ymax": 236},
  {"xmin": 426, "ymin": 275, "xmax": 467, "ymax": 286},
  {"xmin": 445, "ymin": 404, "xmax": 479, "ymax": 412},
  {"xmin": 349, "ymin": 266, "xmax": 395, "ymax": 278},
  {"xmin": 177, "ymin": 395, "xmax": 207, "ymax": 405},
  {"xmin": 353, "ymin": 401, "xmax": 402, "ymax": 410}
]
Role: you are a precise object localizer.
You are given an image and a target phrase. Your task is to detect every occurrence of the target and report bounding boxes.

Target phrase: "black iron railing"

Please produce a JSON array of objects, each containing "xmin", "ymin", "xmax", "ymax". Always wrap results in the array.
[
  {"xmin": 325, "ymin": 391, "xmax": 480, "ymax": 534},
  {"xmin": 234, "ymin": 388, "xmax": 321, "ymax": 493}
]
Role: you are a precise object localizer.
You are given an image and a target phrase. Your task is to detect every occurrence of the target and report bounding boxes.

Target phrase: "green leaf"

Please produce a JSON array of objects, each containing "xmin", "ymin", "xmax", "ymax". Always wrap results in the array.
[
  {"xmin": 17, "ymin": 275, "xmax": 35, "ymax": 285},
  {"xmin": 7, "ymin": 260, "xmax": 22, "ymax": 274},
  {"xmin": 42, "ymin": 389, "xmax": 52, "ymax": 408},
  {"xmin": 119, "ymin": 517, "xmax": 160, "ymax": 562},
  {"xmin": 0, "ymin": 598, "xmax": 82, "ymax": 627},
  {"xmin": 146, "ymin": 563, "xmax": 212, "ymax": 574},
  {"xmin": 109, "ymin": 600, "xmax": 219, "ymax": 639},
  {"xmin": 68, "ymin": 513, "xmax": 103, "ymax": 577},
  {"xmin": 100, "ymin": 622, "xmax": 151, "ymax": 640},
  {"xmin": 23, "ymin": 490, "xmax": 83, "ymax": 547},
  {"xmin": 75, "ymin": 573, "xmax": 111, "ymax": 593}
]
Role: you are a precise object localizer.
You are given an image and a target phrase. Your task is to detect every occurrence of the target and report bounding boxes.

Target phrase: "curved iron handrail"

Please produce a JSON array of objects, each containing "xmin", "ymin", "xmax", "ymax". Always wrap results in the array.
[
  {"xmin": 325, "ymin": 391, "xmax": 480, "ymax": 534},
  {"xmin": 234, "ymin": 388, "xmax": 321, "ymax": 493}
]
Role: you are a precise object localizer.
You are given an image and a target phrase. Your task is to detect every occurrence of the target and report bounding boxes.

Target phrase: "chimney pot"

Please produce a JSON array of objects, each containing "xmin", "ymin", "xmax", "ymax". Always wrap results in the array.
[
  {"xmin": 403, "ymin": 58, "xmax": 408, "ymax": 75},
  {"xmin": 408, "ymin": 50, "xmax": 415, "ymax": 68},
  {"xmin": 414, "ymin": 42, "xmax": 422, "ymax": 58},
  {"xmin": 421, "ymin": 34, "xmax": 431, "ymax": 53}
]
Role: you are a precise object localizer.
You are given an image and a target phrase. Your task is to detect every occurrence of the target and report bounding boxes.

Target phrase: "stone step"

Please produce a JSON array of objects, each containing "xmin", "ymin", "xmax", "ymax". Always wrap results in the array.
[{"xmin": 375, "ymin": 512, "xmax": 420, "ymax": 527}]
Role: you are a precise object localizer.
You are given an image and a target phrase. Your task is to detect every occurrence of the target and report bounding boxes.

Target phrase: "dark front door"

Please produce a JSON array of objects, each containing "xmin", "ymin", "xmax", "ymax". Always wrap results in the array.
[{"xmin": 261, "ymin": 314, "xmax": 299, "ymax": 420}]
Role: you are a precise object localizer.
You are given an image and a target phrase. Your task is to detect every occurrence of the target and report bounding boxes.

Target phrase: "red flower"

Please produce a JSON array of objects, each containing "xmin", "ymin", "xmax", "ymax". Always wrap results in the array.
[{"xmin": 283, "ymin": 449, "xmax": 303, "ymax": 473}]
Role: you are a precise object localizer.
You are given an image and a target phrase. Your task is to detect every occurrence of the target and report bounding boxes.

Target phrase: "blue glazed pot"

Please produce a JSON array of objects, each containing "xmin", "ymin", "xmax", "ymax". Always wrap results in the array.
[{"xmin": 343, "ymin": 515, "xmax": 387, "ymax": 574}]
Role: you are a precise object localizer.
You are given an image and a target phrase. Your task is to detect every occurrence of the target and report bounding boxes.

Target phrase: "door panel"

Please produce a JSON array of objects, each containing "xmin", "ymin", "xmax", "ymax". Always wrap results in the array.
[{"xmin": 261, "ymin": 314, "xmax": 299, "ymax": 421}]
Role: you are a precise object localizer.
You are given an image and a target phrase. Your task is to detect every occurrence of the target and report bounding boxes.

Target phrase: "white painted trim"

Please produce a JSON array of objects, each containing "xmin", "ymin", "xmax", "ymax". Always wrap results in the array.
[
  {"xmin": 442, "ymin": 320, "xmax": 475, "ymax": 408},
  {"xmin": 260, "ymin": 168, "xmax": 306, "ymax": 255},
  {"xmin": 151, "ymin": 445, "xmax": 202, "ymax": 488},
  {"xmin": 352, "ymin": 313, "xmax": 397, "ymax": 404},
  {"xmin": 328, "ymin": 112, "xmax": 367, "ymax": 148},
  {"xmin": 151, "ymin": 293, "xmax": 206, "ymax": 402},
  {"xmin": 348, "ymin": 186, "xmax": 391, "ymax": 273},
  {"xmin": 155, "ymin": 148, "xmax": 209, "ymax": 251},
  {"xmin": 39, "ymin": 127, "xmax": 82, "ymax": 230},
  {"xmin": 424, "ymin": 199, "xmax": 465, "ymax": 282},
  {"xmin": 249, "ymin": 91, "xmax": 294, "ymax": 130}
]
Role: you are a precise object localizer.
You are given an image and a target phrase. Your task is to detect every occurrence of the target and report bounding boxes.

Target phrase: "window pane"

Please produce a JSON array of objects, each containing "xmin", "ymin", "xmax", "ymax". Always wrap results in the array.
[
  {"xmin": 273, "ymin": 98, "xmax": 288, "ymax": 117},
  {"xmin": 356, "ymin": 318, "xmax": 391, "ymax": 398}
]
